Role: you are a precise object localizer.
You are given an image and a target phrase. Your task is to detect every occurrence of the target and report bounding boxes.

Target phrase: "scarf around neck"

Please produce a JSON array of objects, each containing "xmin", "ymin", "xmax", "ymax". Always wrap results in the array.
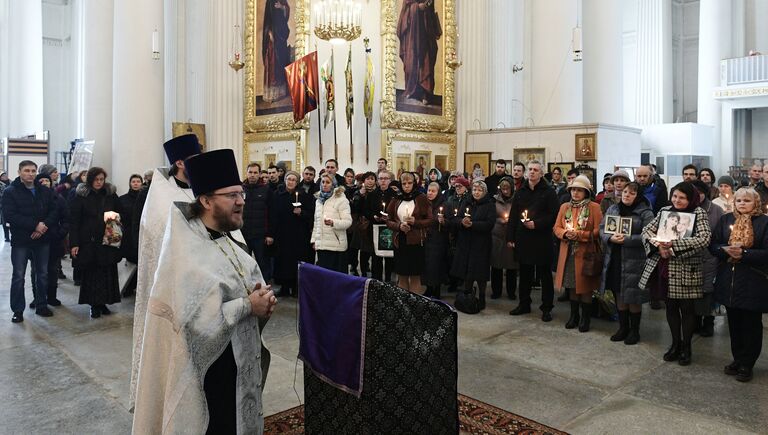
[
  {"xmin": 728, "ymin": 205, "xmax": 762, "ymax": 250},
  {"xmin": 318, "ymin": 189, "xmax": 334, "ymax": 204},
  {"xmin": 565, "ymin": 198, "xmax": 591, "ymax": 230}
]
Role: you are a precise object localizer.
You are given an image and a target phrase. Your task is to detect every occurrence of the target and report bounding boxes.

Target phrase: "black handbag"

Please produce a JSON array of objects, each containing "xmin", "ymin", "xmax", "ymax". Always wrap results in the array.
[
  {"xmin": 454, "ymin": 287, "xmax": 480, "ymax": 314},
  {"xmin": 582, "ymin": 233, "xmax": 604, "ymax": 277}
]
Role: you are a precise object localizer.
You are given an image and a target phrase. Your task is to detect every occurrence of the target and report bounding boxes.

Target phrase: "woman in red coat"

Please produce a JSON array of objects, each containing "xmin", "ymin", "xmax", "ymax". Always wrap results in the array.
[{"xmin": 553, "ymin": 175, "xmax": 603, "ymax": 332}]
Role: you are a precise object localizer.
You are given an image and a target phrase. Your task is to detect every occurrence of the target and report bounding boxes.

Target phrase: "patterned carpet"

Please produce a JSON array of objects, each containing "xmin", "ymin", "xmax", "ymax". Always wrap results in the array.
[{"xmin": 264, "ymin": 393, "xmax": 567, "ymax": 435}]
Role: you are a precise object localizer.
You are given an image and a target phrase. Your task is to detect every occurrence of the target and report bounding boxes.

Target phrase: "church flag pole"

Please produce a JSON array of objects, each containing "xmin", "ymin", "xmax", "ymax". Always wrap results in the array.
[{"xmin": 315, "ymin": 43, "xmax": 323, "ymax": 162}]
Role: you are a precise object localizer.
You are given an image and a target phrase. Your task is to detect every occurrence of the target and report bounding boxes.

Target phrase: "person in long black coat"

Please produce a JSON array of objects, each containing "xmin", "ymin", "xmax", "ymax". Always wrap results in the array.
[
  {"xmin": 506, "ymin": 162, "xmax": 559, "ymax": 321},
  {"xmin": 710, "ymin": 188, "xmax": 768, "ymax": 382},
  {"xmin": 450, "ymin": 180, "xmax": 496, "ymax": 310},
  {"xmin": 423, "ymin": 182, "xmax": 449, "ymax": 298},
  {"xmin": 118, "ymin": 174, "xmax": 143, "ymax": 297},
  {"xmin": 34, "ymin": 173, "xmax": 70, "ymax": 307},
  {"xmin": 69, "ymin": 167, "xmax": 123, "ymax": 318},
  {"xmin": 270, "ymin": 171, "xmax": 314, "ymax": 297}
]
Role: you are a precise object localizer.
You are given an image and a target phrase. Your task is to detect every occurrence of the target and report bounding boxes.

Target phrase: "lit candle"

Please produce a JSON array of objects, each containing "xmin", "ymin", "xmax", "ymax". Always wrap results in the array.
[
  {"xmin": 521, "ymin": 209, "xmax": 529, "ymax": 222},
  {"xmin": 438, "ymin": 206, "xmax": 443, "ymax": 215},
  {"xmin": 454, "ymin": 208, "xmax": 458, "ymax": 216},
  {"xmin": 465, "ymin": 207, "xmax": 471, "ymax": 218},
  {"xmin": 730, "ymin": 225, "xmax": 734, "ymax": 232}
]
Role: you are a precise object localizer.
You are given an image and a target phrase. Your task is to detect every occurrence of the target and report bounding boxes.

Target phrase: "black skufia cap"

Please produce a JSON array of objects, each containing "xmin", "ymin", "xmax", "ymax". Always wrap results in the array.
[
  {"xmin": 184, "ymin": 149, "xmax": 241, "ymax": 197},
  {"xmin": 163, "ymin": 134, "xmax": 202, "ymax": 164}
]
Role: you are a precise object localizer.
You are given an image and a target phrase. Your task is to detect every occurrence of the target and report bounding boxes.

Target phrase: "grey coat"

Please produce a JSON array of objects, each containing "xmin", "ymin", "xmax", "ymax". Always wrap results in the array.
[
  {"xmin": 490, "ymin": 194, "xmax": 517, "ymax": 270},
  {"xmin": 599, "ymin": 202, "xmax": 654, "ymax": 304}
]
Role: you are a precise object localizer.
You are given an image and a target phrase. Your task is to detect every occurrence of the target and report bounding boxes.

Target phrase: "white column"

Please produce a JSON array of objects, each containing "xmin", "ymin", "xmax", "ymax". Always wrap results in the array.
[
  {"xmin": 635, "ymin": 0, "xmax": 673, "ymax": 125},
  {"xmin": 74, "ymin": 0, "xmax": 115, "ymax": 173},
  {"xmin": 582, "ymin": 0, "xmax": 623, "ymax": 124},
  {"xmin": 455, "ymin": 1, "xmax": 491, "ymax": 158},
  {"xmin": 112, "ymin": 0, "xmax": 165, "ymax": 193},
  {"xmin": 488, "ymin": 0, "xmax": 525, "ymax": 129},
  {"xmin": 205, "ymin": 0, "xmax": 244, "ymax": 167},
  {"xmin": 697, "ymin": 0, "xmax": 732, "ymax": 167},
  {"xmin": 527, "ymin": 0, "xmax": 582, "ymax": 126},
  {"xmin": 4, "ymin": 0, "xmax": 44, "ymax": 137}
]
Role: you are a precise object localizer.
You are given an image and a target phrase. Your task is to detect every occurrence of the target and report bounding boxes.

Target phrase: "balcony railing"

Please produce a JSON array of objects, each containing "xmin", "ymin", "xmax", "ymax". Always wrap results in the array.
[{"xmin": 722, "ymin": 55, "xmax": 768, "ymax": 86}]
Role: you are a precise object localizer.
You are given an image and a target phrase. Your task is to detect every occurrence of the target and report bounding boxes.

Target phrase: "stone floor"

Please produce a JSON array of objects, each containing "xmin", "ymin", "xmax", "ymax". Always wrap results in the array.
[{"xmin": 1, "ymin": 240, "xmax": 767, "ymax": 434}]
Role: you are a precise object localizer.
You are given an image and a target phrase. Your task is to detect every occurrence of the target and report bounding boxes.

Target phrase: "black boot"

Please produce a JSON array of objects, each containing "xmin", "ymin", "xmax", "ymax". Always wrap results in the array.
[
  {"xmin": 565, "ymin": 300, "xmax": 580, "ymax": 329},
  {"xmin": 678, "ymin": 341, "xmax": 692, "ymax": 366},
  {"xmin": 611, "ymin": 310, "xmax": 630, "ymax": 342},
  {"xmin": 578, "ymin": 302, "xmax": 591, "ymax": 332},
  {"xmin": 478, "ymin": 286, "xmax": 486, "ymax": 311},
  {"xmin": 700, "ymin": 315, "xmax": 714, "ymax": 337},
  {"xmin": 624, "ymin": 312, "xmax": 641, "ymax": 345},
  {"xmin": 663, "ymin": 340, "xmax": 681, "ymax": 361}
]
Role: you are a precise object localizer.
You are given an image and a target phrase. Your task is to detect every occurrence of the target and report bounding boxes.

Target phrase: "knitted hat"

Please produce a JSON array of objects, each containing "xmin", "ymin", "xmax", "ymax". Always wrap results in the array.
[
  {"xmin": 185, "ymin": 149, "xmax": 241, "ymax": 197},
  {"xmin": 163, "ymin": 134, "xmax": 202, "ymax": 164},
  {"xmin": 610, "ymin": 169, "xmax": 631, "ymax": 183},
  {"xmin": 35, "ymin": 173, "xmax": 52, "ymax": 185},
  {"xmin": 454, "ymin": 176, "xmax": 470, "ymax": 188},
  {"xmin": 717, "ymin": 175, "xmax": 735, "ymax": 187},
  {"xmin": 38, "ymin": 164, "xmax": 57, "ymax": 176},
  {"xmin": 567, "ymin": 175, "xmax": 593, "ymax": 196}
]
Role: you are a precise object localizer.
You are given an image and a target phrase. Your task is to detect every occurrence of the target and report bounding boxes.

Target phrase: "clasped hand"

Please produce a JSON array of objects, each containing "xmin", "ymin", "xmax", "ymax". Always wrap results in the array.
[
  {"xmin": 609, "ymin": 234, "xmax": 625, "ymax": 244},
  {"xmin": 461, "ymin": 217, "xmax": 472, "ymax": 228},
  {"xmin": 248, "ymin": 283, "xmax": 277, "ymax": 318},
  {"xmin": 724, "ymin": 245, "xmax": 743, "ymax": 260},
  {"xmin": 399, "ymin": 222, "xmax": 411, "ymax": 233},
  {"xmin": 564, "ymin": 230, "xmax": 579, "ymax": 241},
  {"xmin": 103, "ymin": 211, "xmax": 120, "ymax": 223},
  {"xmin": 31, "ymin": 222, "xmax": 48, "ymax": 240}
]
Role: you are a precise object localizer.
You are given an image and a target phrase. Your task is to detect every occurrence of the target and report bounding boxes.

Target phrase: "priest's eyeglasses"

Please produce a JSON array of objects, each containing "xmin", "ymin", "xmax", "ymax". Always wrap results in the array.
[{"xmin": 209, "ymin": 191, "xmax": 246, "ymax": 200}]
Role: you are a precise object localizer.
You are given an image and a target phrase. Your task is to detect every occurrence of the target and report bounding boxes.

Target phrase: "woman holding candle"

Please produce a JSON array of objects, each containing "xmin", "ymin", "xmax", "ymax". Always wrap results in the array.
[
  {"xmin": 352, "ymin": 172, "xmax": 378, "ymax": 277},
  {"xmin": 639, "ymin": 182, "xmax": 712, "ymax": 366},
  {"xmin": 271, "ymin": 171, "xmax": 314, "ymax": 297},
  {"xmin": 490, "ymin": 177, "xmax": 518, "ymax": 300},
  {"xmin": 553, "ymin": 175, "xmax": 603, "ymax": 332},
  {"xmin": 311, "ymin": 173, "xmax": 352, "ymax": 273},
  {"xmin": 385, "ymin": 172, "xmax": 434, "ymax": 293},
  {"xmin": 710, "ymin": 187, "xmax": 768, "ymax": 382},
  {"xmin": 712, "ymin": 175, "xmax": 736, "ymax": 213},
  {"xmin": 599, "ymin": 182, "xmax": 654, "ymax": 343},
  {"xmin": 423, "ymin": 182, "xmax": 449, "ymax": 298},
  {"xmin": 450, "ymin": 180, "xmax": 496, "ymax": 310}
]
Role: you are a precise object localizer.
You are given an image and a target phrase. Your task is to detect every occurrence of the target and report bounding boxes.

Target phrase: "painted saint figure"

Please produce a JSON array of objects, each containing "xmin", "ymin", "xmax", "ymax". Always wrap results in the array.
[
  {"xmin": 262, "ymin": 0, "xmax": 291, "ymax": 103},
  {"xmin": 397, "ymin": 0, "xmax": 442, "ymax": 105}
]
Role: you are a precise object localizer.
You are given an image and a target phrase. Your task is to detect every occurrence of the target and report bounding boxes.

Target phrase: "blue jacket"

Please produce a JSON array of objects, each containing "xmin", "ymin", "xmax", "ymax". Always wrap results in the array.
[
  {"xmin": 1, "ymin": 177, "xmax": 59, "ymax": 246},
  {"xmin": 710, "ymin": 214, "xmax": 768, "ymax": 313}
]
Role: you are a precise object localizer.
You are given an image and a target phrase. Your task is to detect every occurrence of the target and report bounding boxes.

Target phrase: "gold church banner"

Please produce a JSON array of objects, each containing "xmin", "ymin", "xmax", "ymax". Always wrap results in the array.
[
  {"xmin": 381, "ymin": 0, "xmax": 457, "ymax": 133},
  {"xmin": 245, "ymin": 0, "xmax": 311, "ymax": 133}
]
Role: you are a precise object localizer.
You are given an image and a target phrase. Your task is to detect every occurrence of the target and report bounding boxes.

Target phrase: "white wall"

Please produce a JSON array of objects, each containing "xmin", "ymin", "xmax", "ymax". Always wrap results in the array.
[
  {"xmin": 42, "ymin": 1, "xmax": 74, "ymax": 163},
  {"xmin": 672, "ymin": 0, "xmax": 699, "ymax": 123}
]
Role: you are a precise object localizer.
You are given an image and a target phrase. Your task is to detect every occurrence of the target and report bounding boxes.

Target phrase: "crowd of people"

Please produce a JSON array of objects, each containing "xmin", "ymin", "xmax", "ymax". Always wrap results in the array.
[{"xmin": 2, "ymin": 151, "xmax": 767, "ymax": 384}]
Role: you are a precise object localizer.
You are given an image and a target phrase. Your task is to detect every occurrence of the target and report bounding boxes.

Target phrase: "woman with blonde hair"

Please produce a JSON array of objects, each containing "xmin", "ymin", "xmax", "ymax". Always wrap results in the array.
[
  {"xmin": 711, "ymin": 188, "xmax": 768, "ymax": 382},
  {"xmin": 553, "ymin": 175, "xmax": 603, "ymax": 332}
]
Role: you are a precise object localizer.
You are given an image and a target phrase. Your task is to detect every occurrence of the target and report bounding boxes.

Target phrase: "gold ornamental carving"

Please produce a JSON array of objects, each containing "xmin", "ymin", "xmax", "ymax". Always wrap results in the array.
[
  {"xmin": 243, "ymin": 130, "xmax": 306, "ymax": 174},
  {"xmin": 380, "ymin": 0, "xmax": 457, "ymax": 133}
]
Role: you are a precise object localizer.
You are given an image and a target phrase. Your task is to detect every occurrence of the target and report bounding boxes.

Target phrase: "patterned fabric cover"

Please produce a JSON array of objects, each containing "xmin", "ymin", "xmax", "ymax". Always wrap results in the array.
[{"xmin": 303, "ymin": 279, "xmax": 458, "ymax": 434}]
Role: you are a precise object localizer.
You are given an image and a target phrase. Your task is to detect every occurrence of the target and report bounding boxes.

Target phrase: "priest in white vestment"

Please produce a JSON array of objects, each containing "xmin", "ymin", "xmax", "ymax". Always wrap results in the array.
[
  {"xmin": 129, "ymin": 134, "xmax": 200, "ymax": 411},
  {"xmin": 133, "ymin": 149, "xmax": 276, "ymax": 434}
]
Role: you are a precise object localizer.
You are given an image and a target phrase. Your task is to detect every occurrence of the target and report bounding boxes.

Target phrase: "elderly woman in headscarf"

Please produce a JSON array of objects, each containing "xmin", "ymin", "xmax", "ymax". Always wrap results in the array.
[
  {"xmin": 553, "ymin": 175, "xmax": 603, "ymax": 332},
  {"xmin": 450, "ymin": 180, "xmax": 496, "ymax": 310},
  {"xmin": 423, "ymin": 181, "xmax": 449, "ymax": 298},
  {"xmin": 490, "ymin": 177, "xmax": 517, "ymax": 300},
  {"xmin": 640, "ymin": 182, "xmax": 712, "ymax": 366},
  {"xmin": 311, "ymin": 172, "xmax": 352, "ymax": 273},
  {"xmin": 710, "ymin": 188, "xmax": 768, "ymax": 382}
]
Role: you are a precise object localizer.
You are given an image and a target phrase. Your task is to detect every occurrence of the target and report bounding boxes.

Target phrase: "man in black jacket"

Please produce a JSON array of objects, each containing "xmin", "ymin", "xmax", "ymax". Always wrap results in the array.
[
  {"xmin": 484, "ymin": 159, "xmax": 508, "ymax": 196},
  {"xmin": 299, "ymin": 166, "xmax": 319, "ymax": 195},
  {"xmin": 3, "ymin": 161, "xmax": 59, "ymax": 322},
  {"xmin": 242, "ymin": 162, "xmax": 273, "ymax": 282},
  {"xmin": 34, "ymin": 173, "xmax": 69, "ymax": 308},
  {"xmin": 506, "ymin": 160, "xmax": 559, "ymax": 322}
]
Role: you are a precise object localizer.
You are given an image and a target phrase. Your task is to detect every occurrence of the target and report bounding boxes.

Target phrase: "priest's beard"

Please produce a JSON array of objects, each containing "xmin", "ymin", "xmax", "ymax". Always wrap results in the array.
[{"xmin": 210, "ymin": 202, "xmax": 244, "ymax": 232}]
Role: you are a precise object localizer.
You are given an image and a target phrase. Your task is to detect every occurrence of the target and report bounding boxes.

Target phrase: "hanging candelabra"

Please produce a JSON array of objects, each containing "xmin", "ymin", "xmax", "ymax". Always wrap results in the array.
[
  {"xmin": 313, "ymin": 0, "xmax": 362, "ymax": 45},
  {"xmin": 228, "ymin": 24, "xmax": 245, "ymax": 71}
]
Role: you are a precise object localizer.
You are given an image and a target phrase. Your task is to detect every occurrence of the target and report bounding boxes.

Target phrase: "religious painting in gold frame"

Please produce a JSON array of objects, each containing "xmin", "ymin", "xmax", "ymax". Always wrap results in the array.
[
  {"xmin": 244, "ymin": 0, "xmax": 310, "ymax": 133},
  {"xmin": 395, "ymin": 153, "xmax": 411, "ymax": 179},
  {"xmin": 383, "ymin": 130, "xmax": 456, "ymax": 176},
  {"xmin": 513, "ymin": 148, "xmax": 547, "ymax": 168},
  {"xmin": 434, "ymin": 155, "xmax": 448, "ymax": 174},
  {"xmin": 381, "ymin": 0, "xmax": 457, "ymax": 133},
  {"xmin": 171, "ymin": 122, "xmax": 207, "ymax": 151},
  {"xmin": 464, "ymin": 152, "xmax": 492, "ymax": 178},
  {"xmin": 575, "ymin": 133, "xmax": 597, "ymax": 161},
  {"xmin": 413, "ymin": 150, "xmax": 432, "ymax": 181},
  {"xmin": 242, "ymin": 130, "xmax": 306, "ymax": 176}
]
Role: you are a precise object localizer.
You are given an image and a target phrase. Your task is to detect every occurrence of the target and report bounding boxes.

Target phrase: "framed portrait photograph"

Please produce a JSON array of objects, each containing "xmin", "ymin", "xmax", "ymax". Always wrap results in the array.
[
  {"xmin": 575, "ymin": 133, "xmax": 597, "ymax": 161},
  {"xmin": 619, "ymin": 217, "xmax": 633, "ymax": 236},
  {"xmin": 656, "ymin": 211, "xmax": 696, "ymax": 242},
  {"xmin": 547, "ymin": 161, "xmax": 574, "ymax": 176},
  {"xmin": 244, "ymin": 0, "xmax": 310, "ymax": 132},
  {"xmin": 604, "ymin": 215, "xmax": 620, "ymax": 235},
  {"xmin": 513, "ymin": 148, "xmax": 546, "ymax": 168},
  {"xmin": 413, "ymin": 150, "xmax": 432, "ymax": 181},
  {"xmin": 395, "ymin": 153, "xmax": 411, "ymax": 179},
  {"xmin": 464, "ymin": 152, "xmax": 492, "ymax": 178},
  {"xmin": 381, "ymin": 0, "xmax": 457, "ymax": 132}
]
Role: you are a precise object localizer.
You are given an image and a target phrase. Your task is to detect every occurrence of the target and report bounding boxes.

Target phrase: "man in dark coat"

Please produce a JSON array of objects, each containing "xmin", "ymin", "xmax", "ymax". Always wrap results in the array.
[
  {"xmin": 242, "ymin": 162, "xmax": 273, "ymax": 282},
  {"xmin": 3, "ymin": 161, "xmax": 59, "ymax": 322},
  {"xmin": 33, "ymin": 173, "xmax": 69, "ymax": 308},
  {"xmin": 299, "ymin": 166, "xmax": 319, "ymax": 195},
  {"xmin": 506, "ymin": 160, "xmax": 559, "ymax": 321},
  {"xmin": 484, "ymin": 159, "xmax": 508, "ymax": 196}
]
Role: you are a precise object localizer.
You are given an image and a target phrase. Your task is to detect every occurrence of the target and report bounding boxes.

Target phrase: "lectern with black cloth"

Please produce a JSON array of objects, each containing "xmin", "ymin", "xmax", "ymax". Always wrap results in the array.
[{"xmin": 298, "ymin": 263, "xmax": 458, "ymax": 434}]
